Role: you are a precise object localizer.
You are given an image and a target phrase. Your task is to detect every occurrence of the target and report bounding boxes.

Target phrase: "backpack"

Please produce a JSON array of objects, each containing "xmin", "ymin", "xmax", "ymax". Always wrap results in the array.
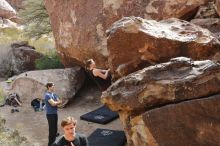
[{"xmin": 5, "ymin": 93, "xmax": 21, "ymax": 107}]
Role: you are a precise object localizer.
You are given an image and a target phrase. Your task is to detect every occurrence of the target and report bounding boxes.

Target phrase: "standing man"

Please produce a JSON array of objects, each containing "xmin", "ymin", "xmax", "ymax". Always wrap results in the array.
[
  {"xmin": 52, "ymin": 116, "xmax": 89, "ymax": 146},
  {"xmin": 45, "ymin": 82, "xmax": 62, "ymax": 146}
]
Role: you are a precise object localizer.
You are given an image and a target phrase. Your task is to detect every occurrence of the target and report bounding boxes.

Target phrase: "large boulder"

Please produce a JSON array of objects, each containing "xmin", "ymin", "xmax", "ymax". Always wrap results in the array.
[
  {"xmin": 215, "ymin": 0, "xmax": 220, "ymax": 16},
  {"xmin": 6, "ymin": 0, "xmax": 23, "ymax": 10},
  {"xmin": 107, "ymin": 17, "xmax": 220, "ymax": 80},
  {"xmin": 0, "ymin": 0, "xmax": 16, "ymax": 19},
  {"xmin": 128, "ymin": 95, "xmax": 220, "ymax": 146},
  {"xmin": 143, "ymin": 0, "xmax": 211, "ymax": 20},
  {"xmin": 101, "ymin": 57, "xmax": 220, "ymax": 146},
  {"xmin": 194, "ymin": 1, "xmax": 219, "ymax": 18},
  {"xmin": 1, "ymin": 42, "xmax": 43, "ymax": 77},
  {"xmin": 191, "ymin": 1, "xmax": 220, "ymax": 40},
  {"xmin": 191, "ymin": 18, "xmax": 220, "ymax": 40},
  {"xmin": 44, "ymin": 0, "xmax": 211, "ymax": 68},
  {"xmin": 102, "ymin": 57, "xmax": 220, "ymax": 111},
  {"xmin": 0, "ymin": 17, "xmax": 18, "ymax": 28},
  {"xmin": 8, "ymin": 67, "xmax": 85, "ymax": 106}
]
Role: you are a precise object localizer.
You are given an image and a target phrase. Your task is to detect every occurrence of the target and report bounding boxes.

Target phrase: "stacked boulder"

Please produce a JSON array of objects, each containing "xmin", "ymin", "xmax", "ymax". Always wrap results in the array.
[
  {"xmin": 0, "ymin": 0, "xmax": 22, "ymax": 24},
  {"xmin": 101, "ymin": 57, "xmax": 220, "ymax": 146},
  {"xmin": 107, "ymin": 17, "xmax": 220, "ymax": 80},
  {"xmin": 44, "ymin": 1, "xmax": 220, "ymax": 145},
  {"xmin": 44, "ymin": 0, "xmax": 213, "ymax": 68},
  {"xmin": 0, "ymin": 41, "xmax": 43, "ymax": 77}
]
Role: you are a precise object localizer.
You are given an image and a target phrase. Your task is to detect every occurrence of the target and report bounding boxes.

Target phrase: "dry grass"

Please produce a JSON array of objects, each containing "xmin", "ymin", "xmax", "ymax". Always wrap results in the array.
[{"xmin": 0, "ymin": 87, "xmax": 5, "ymax": 104}]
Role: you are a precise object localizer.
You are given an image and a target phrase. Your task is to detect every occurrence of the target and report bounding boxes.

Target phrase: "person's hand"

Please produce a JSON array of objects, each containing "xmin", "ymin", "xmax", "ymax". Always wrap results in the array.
[
  {"xmin": 57, "ymin": 99, "xmax": 66, "ymax": 108},
  {"xmin": 58, "ymin": 99, "xmax": 62, "ymax": 105}
]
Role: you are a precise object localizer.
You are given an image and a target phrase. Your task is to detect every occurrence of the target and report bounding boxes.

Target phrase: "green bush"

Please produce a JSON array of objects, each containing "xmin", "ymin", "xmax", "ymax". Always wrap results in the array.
[{"xmin": 35, "ymin": 52, "xmax": 64, "ymax": 70}]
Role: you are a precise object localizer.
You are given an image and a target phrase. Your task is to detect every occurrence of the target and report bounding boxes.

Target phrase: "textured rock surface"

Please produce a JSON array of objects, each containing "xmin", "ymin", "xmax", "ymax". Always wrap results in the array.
[
  {"xmin": 1, "ymin": 42, "xmax": 43, "ymax": 77},
  {"xmin": 0, "ymin": 17, "xmax": 18, "ymax": 27},
  {"xmin": 9, "ymin": 67, "xmax": 85, "ymax": 106},
  {"xmin": 6, "ymin": 0, "xmax": 23, "ymax": 10},
  {"xmin": 128, "ymin": 95, "xmax": 220, "ymax": 146},
  {"xmin": 101, "ymin": 57, "xmax": 220, "ymax": 146},
  {"xmin": 191, "ymin": 18, "xmax": 220, "ymax": 40},
  {"xmin": 44, "ymin": 0, "xmax": 210, "ymax": 68},
  {"xmin": 0, "ymin": 0, "xmax": 16, "ymax": 19},
  {"xmin": 107, "ymin": 17, "xmax": 220, "ymax": 79},
  {"xmin": 194, "ymin": 1, "xmax": 219, "ymax": 18},
  {"xmin": 215, "ymin": 0, "xmax": 220, "ymax": 16},
  {"xmin": 191, "ymin": 1, "xmax": 220, "ymax": 40},
  {"xmin": 143, "ymin": 0, "xmax": 211, "ymax": 20},
  {"xmin": 102, "ymin": 57, "xmax": 220, "ymax": 111}
]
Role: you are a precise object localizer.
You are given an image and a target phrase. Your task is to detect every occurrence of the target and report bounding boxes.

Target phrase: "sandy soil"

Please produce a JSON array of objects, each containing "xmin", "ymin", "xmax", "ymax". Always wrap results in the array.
[{"xmin": 0, "ymin": 84, "xmax": 125, "ymax": 146}]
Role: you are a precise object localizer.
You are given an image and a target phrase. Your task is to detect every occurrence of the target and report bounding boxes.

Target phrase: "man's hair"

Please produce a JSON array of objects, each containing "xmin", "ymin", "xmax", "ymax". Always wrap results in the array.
[
  {"xmin": 61, "ymin": 116, "xmax": 77, "ymax": 127},
  {"xmin": 45, "ymin": 82, "xmax": 54, "ymax": 89}
]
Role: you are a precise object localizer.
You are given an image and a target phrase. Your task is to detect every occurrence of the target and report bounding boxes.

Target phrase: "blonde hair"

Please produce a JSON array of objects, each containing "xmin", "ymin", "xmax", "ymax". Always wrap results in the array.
[
  {"xmin": 85, "ymin": 59, "xmax": 94, "ymax": 70},
  {"xmin": 61, "ymin": 116, "xmax": 77, "ymax": 127}
]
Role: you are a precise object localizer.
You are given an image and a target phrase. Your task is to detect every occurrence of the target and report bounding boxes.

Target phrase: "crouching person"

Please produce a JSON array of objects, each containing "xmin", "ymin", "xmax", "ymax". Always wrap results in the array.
[{"xmin": 52, "ymin": 116, "xmax": 89, "ymax": 146}]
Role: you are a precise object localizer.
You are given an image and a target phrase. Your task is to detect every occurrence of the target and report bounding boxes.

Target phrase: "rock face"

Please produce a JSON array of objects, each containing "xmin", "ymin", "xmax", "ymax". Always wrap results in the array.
[
  {"xmin": 215, "ymin": 0, "xmax": 220, "ymax": 16},
  {"xmin": 9, "ymin": 67, "xmax": 85, "ymax": 106},
  {"xmin": 1, "ymin": 42, "xmax": 43, "ymax": 77},
  {"xmin": 6, "ymin": 0, "xmax": 23, "ymax": 10},
  {"xmin": 191, "ymin": 2, "xmax": 220, "ymax": 40},
  {"xmin": 0, "ymin": 17, "xmax": 18, "ymax": 27},
  {"xmin": 191, "ymin": 18, "xmax": 220, "ymax": 40},
  {"xmin": 143, "ymin": 0, "xmax": 211, "ymax": 20},
  {"xmin": 194, "ymin": 1, "xmax": 219, "ymax": 18},
  {"xmin": 0, "ymin": 0, "xmax": 16, "ymax": 20},
  {"xmin": 130, "ymin": 95, "xmax": 220, "ymax": 146},
  {"xmin": 107, "ymin": 17, "xmax": 220, "ymax": 79},
  {"xmin": 102, "ymin": 57, "xmax": 220, "ymax": 111},
  {"xmin": 44, "ymin": 0, "xmax": 210, "ymax": 68},
  {"xmin": 101, "ymin": 57, "xmax": 220, "ymax": 146}
]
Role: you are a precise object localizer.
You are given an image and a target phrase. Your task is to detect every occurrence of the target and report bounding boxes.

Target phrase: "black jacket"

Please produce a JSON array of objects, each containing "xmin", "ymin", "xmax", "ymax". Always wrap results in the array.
[{"xmin": 52, "ymin": 133, "xmax": 89, "ymax": 146}]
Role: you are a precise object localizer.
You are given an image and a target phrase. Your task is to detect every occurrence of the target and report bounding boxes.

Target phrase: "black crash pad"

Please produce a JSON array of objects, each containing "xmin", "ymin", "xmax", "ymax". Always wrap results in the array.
[
  {"xmin": 88, "ymin": 128, "xmax": 126, "ymax": 146},
  {"xmin": 80, "ymin": 105, "xmax": 119, "ymax": 124}
]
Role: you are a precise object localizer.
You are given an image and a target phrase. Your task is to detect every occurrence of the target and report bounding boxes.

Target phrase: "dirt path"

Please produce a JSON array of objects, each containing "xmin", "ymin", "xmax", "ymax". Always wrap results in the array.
[{"xmin": 0, "ymin": 85, "xmax": 125, "ymax": 146}]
